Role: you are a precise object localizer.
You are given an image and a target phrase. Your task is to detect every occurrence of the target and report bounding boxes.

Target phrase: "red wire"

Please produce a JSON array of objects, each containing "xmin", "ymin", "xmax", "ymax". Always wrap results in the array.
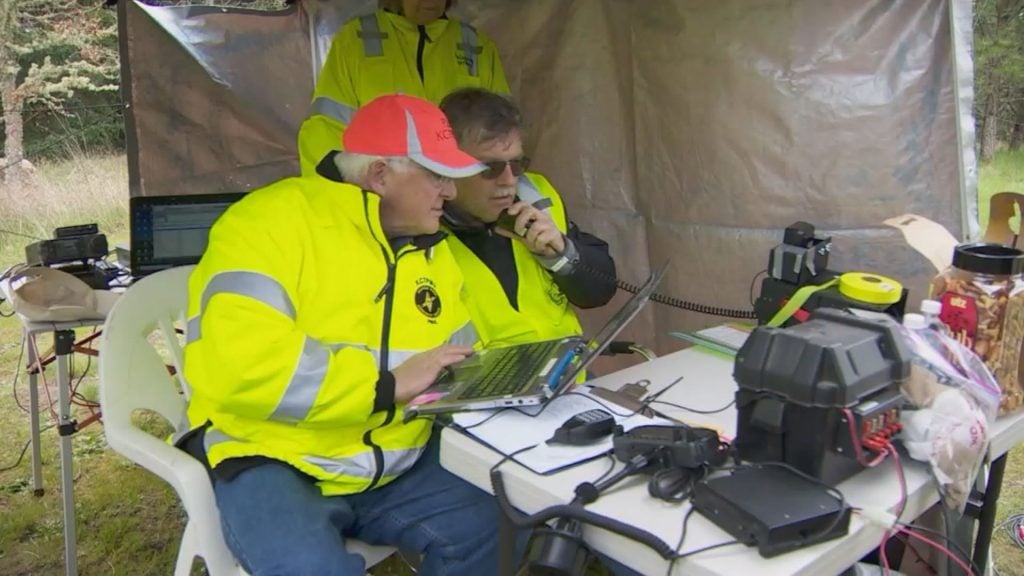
[
  {"xmin": 896, "ymin": 526, "xmax": 976, "ymax": 576},
  {"xmin": 878, "ymin": 441, "xmax": 907, "ymax": 576},
  {"xmin": 841, "ymin": 407, "xmax": 887, "ymax": 467},
  {"xmin": 894, "ymin": 533, "xmax": 939, "ymax": 575},
  {"xmin": 887, "ymin": 442, "xmax": 907, "ymax": 521},
  {"xmin": 28, "ymin": 336, "xmax": 60, "ymax": 421}
]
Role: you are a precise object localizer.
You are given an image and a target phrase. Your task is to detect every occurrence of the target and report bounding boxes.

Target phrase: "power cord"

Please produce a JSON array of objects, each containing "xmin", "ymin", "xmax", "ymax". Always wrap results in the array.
[
  {"xmin": 664, "ymin": 507, "xmax": 743, "ymax": 576},
  {"xmin": 996, "ymin": 513, "xmax": 1024, "ymax": 550},
  {"xmin": 649, "ymin": 398, "xmax": 735, "ymax": 415},
  {"xmin": 10, "ymin": 333, "xmax": 30, "ymax": 413},
  {"xmin": 0, "ymin": 423, "xmax": 56, "ymax": 473},
  {"xmin": 857, "ymin": 511, "xmax": 981, "ymax": 576}
]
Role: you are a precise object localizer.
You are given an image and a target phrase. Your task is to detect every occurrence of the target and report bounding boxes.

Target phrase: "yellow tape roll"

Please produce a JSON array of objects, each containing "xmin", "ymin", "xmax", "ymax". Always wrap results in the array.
[{"xmin": 838, "ymin": 272, "xmax": 903, "ymax": 305}]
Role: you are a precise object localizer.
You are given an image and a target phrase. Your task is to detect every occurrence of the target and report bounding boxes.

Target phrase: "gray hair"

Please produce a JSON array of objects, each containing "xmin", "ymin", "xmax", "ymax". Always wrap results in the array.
[{"xmin": 333, "ymin": 152, "xmax": 414, "ymax": 185}]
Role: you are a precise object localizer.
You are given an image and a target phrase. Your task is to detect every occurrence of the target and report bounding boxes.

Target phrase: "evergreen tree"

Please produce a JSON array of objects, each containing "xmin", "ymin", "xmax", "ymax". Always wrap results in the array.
[{"xmin": 1, "ymin": 0, "xmax": 118, "ymax": 185}]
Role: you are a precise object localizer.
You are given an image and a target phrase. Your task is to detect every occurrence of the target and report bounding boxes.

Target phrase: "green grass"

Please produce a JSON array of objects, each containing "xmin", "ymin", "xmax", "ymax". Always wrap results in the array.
[
  {"xmin": 978, "ymin": 148, "xmax": 1024, "ymax": 233},
  {"xmin": 1, "ymin": 153, "xmax": 1023, "ymax": 575}
]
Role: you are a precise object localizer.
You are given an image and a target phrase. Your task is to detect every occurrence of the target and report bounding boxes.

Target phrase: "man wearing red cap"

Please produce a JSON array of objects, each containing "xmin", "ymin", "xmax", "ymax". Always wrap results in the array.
[{"xmin": 179, "ymin": 94, "xmax": 503, "ymax": 575}]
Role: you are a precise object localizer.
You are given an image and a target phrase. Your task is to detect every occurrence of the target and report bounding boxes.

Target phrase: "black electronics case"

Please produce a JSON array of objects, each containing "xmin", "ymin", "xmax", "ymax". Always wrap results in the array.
[{"xmin": 733, "ymin": 309, "xmax": 911, "ymax": 485}]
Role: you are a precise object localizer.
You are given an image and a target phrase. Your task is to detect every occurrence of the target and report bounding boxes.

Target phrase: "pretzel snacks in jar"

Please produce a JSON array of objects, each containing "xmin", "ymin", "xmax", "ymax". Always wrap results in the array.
[{"xmin": 931, "ymin": 243, "xmax": 1024, "ymax": 415}]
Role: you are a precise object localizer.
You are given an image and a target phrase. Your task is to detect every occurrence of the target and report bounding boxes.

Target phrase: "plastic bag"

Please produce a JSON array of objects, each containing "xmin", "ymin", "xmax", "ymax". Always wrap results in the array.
[{"xmin": 898, "ymin": 325, "xmax": 1000, "ymax": 513}]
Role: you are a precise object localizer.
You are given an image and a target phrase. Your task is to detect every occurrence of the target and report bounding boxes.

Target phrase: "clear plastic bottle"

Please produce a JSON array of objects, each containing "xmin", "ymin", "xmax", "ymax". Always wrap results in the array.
[
  {"xmin": 903, "ymin": 313, "xmax": 927, "ymax": 331},
  {"xmin": 920, "ymin": 299, "xmax": 944, "ymax": 332}
]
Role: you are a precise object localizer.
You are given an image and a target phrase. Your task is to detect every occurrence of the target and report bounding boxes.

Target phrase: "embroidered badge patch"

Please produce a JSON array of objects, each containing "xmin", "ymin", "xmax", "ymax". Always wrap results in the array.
[{"xmin": 415, "ymin": 282, "xmax": 442, "ymax": 319}]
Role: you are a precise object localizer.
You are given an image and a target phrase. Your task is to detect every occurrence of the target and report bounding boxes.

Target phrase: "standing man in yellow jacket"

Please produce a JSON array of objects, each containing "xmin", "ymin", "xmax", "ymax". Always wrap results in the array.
[
  {"xmin": 298, "ymin": 0, "xmax": 510, "ymax": 176},
  {"xmin": 180, "ymin": 94, "xmax": 503, "ymax": 575},
  {"xmin": 439, "ymin": 88, "xmax": 618, "ymax": 348}
]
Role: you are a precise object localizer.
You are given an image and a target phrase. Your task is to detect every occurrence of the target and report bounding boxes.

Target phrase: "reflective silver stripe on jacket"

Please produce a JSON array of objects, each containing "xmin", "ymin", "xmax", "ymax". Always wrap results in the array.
[
  {"xmin": 516, "ymin": 176, "xmax": 554, "ymax": 214},
  {"xmin": 170, "ymin": 412, "xmax": 194, "ymax": 445},
  {"xmin": 458, "ymin": 22, "xmax": 481, "ymax": 76},
  {"xmin": 203, "ymin": 427, "xmax": 238, "ymax": 453},
  {"xmin": 448, "ymin": 321, "xmax": 479, "ymax": 347},
  {"xmin": 186, "ymin": 271, "xmax": 296, "ymax": 344},
  {"xmin": 270, "ymin": 336, "xmax": 330, "ymax": 422},
  {"xmin": 329, "ymin": 345, "xmax": 421, "ymax": 372},
  {"xmin": 386, "ymin": 349, "xmax": 418, "ymax": 371},
  {"xmin": 202, "ymin": 423, "xmax": 424, "ymax": 481},
  {"xmin": 269, "ymin": 343, "xmax": 423, "ymax": 422},
  {"xmin": 186, "ymin": 315, "xmax": 201, "ymax": 344},
  {"xmin": 305, "ymin": 445, "xmax": 424, "ymax": 480},
  {"xmin": 310, "ymin": 96, "xmax": 356, "ymax": 126},
  {"xmin": 358, "ymin": 14, "xmax": 386, "ymax": 57}
]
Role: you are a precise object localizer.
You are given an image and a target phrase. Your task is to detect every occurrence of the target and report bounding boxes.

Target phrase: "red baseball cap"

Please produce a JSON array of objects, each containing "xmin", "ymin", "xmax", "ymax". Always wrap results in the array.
[{"xmin": 342, "ymin": 94, "xmax": 485, "ymax": 178}]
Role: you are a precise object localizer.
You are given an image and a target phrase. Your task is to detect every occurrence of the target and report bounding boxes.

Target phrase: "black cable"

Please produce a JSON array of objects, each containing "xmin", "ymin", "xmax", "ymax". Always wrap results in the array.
[
  {"xmin": 10, "ymin": 334, "xmax": 29, "ymax": 413},
  {"xmin": 618, "ymin": 278, "xmax": 757, "ymax": 319},
  {"xmin": 491, "ymin": 470, "xmax": 679, "ymax": 558},
  {"xmin": 665, "ymin": 507, "xmax": 697, "ymax": 576},
  {"xmin": 648, "ymin": 466, "xmax": 703, "ymax": 504},
  {"xmin": 666, "ymin": 506, "xmax": 744, "ymax": 575},
  {"xmin": 559, "ymin": 390, "xmax": 646, "ymax": 418},
  {"xmin": 0, "ymin": 424, "xmax": 56, "ymax": 473},
  {"xmin": 69, "ymin": 345, "xmax": 101, "ymax": 409},
  {"xmin": 649, "ymin": 399, "xmax": 736, "ymax": 415},
  {"xmin": 894, "ymin": 532, "xmax": 939, "ymax": 576},
  {"xmin": 675, "ymin": 540, "xmax": 743, "ymax": 559},
  {"xmin": 590, "ymin": 452, "xmax": 618, "ymax": 486},
  {"xmin": 996, "ymin": 513, "xmax": 1024, "ymax": 550},
  {"xmin": 749, "ymin": 269, "xmax": 767, "ymax": 307},
  {"xmin": 891, "ymin": 519, "xmax": 982, "ymax": 576},
  {"xmin": 574, "ymin": 260, "xmax": 757, "ymax": 319},
  {"xmin": 488, "ymin": 444, "xmax": 538, "ymax": 476},
  {"xmin": 0, "ymin": 227, "xmax": 47, "ymax": 241}
]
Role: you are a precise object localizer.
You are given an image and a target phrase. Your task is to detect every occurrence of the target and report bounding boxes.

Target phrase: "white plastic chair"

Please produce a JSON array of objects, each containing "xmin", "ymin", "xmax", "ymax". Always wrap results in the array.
[{"xmin": 99, "ymin": 265, "xmax": 396, "ymax": 575}]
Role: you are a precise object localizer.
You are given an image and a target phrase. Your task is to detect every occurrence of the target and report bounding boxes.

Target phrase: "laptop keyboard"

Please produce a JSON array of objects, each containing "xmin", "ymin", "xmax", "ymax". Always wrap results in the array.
[{"xmin": 462, "ymin": 340, "xmax": 562, "ymax": 398}]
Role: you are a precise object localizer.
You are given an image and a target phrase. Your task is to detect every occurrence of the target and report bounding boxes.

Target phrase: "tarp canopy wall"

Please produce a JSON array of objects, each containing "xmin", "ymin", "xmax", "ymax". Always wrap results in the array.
[{"xmin": 118, "ymin": 0, "xmax": 977, "ymax": 355}]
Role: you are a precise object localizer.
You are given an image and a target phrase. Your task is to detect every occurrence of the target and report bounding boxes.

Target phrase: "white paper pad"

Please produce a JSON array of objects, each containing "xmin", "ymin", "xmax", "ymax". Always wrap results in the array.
[{"xmin": 452, "ymin": 387, "xmax": 670, "ymax": 474}]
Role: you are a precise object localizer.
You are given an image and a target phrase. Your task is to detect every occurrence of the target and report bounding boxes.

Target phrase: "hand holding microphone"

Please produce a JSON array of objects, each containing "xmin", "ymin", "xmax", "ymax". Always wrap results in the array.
[{"xmin": 494, "ymin": 201, "xmax": 565, "ymax": 257}]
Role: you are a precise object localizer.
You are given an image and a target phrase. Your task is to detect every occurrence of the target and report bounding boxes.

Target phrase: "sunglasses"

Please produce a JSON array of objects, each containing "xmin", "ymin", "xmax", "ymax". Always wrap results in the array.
[{"xmin": 480, "ymin": 156, "xmax": 531, "ymax": 180}]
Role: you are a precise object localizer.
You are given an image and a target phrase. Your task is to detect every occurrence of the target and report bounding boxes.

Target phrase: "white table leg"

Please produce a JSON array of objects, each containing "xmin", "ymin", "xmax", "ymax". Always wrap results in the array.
[
  {"xmin": 25, "ymin": 331, "xmax": 44, "ymax": 496},
  {"xmin": 55, "ymin": 330, "xmax": 78, "ymax": 576}
]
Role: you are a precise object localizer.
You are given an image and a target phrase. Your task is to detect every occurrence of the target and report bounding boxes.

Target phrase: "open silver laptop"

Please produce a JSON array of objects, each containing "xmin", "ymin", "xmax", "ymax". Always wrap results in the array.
[{"xmin": 403, "ymin": 262, "xmax": 668, "ymax": 420}]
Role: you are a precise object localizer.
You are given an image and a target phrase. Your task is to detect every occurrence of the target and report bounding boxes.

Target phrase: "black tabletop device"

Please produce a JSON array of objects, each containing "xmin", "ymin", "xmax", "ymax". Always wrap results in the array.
[{"xmin": 548, "ymin": 409, "xmax": 616, "ymax": 446}]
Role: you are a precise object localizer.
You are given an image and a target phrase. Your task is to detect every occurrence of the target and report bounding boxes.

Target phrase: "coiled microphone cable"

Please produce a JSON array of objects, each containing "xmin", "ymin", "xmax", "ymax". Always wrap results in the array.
[{"xmin": 574, "ymin": 260, "xmax": 758, "ymax": 319}]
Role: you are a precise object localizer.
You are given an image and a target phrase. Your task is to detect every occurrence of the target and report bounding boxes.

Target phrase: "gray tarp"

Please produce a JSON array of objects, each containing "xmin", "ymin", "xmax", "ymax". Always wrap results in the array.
[{"xmin": 118, "ymin": 0, "xmax": 976, "ymax": 357}]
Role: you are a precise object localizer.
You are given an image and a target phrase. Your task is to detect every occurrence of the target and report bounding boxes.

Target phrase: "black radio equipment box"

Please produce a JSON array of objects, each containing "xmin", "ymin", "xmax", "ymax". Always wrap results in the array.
[
  {"xmin": 733, "ymin": 309, "xmax": 910, "ymax": 485},
  {"xmin": 25, "ymin": 231, "xmax": 108, "ymax": 267},
  {"xmin": 754, "ymin": 221, "xmax": 908, "ymax": 327}
]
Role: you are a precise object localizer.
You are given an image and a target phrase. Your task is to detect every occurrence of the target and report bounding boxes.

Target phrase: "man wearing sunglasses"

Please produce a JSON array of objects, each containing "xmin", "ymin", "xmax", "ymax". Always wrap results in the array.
[{"xmin": 438, "ymin": 87, "xmax": 618, "ymax": 349}]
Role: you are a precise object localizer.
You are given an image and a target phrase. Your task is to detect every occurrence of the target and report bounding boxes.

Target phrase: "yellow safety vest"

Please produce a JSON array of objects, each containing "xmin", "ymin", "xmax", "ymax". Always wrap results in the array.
[
  {"xmin": 447, "ymin": 173, "xmax": 584, "ymax": 348},
  {"xmin": 183, "ymin": 176, "xmax": 475, "ymax": 496},
  {"xmin": 298, "ymin": 10, "xmax": 510, "ymax": 175}
]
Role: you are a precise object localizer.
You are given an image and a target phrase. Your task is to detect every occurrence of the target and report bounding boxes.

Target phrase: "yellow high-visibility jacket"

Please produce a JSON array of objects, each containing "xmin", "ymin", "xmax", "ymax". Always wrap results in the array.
[
  {"xmin": 446, "ymin": 173, "xmax": 584, "ymax": 348},
  {"xmin": 183, "ymin": 176, "xmax": 474, "ymax": 496},
  {"xmin": 298, "ymin": 10, "xmax": 510, "ymax": 175}
]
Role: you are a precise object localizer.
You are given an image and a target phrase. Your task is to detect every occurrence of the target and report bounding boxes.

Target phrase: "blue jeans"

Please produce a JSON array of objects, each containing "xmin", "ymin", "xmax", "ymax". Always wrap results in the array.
[{"xmin": 212, "ymin": 431, "xmax": 503, "ymax": 576}]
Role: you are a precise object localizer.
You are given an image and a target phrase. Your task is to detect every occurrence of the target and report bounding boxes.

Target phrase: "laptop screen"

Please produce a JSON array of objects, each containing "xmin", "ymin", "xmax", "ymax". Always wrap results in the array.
[
  {"xmin": 129, "ymin": 193, "xmax": 246, "ymax": 277},
  {"xmin": 553, "ymin": 261, "xmax": 670, "ymax": 390}
]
